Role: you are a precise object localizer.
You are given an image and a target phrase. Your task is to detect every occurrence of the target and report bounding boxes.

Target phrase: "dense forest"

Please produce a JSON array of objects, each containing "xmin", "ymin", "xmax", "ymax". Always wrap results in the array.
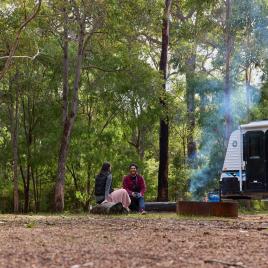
[{"xmin": 0, "ymin": 0, "xmax": 268, "ymax": 212}]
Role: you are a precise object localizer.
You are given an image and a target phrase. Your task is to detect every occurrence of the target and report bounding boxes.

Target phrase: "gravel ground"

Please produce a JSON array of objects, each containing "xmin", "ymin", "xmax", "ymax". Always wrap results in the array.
[{"xmin": 0, "ymin": 213, "xmax": 268, "ymax": 268}]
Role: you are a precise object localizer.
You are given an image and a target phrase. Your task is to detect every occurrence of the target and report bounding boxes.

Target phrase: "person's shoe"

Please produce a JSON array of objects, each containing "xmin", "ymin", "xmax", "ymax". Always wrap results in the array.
[{"xmin": 140, "ymin": 210, "xmax": 147, "ymax": 215}]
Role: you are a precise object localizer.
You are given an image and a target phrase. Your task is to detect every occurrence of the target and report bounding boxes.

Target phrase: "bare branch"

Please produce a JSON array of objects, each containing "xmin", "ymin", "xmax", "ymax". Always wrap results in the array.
[
  {"xmin": 0, "ymin": 50, "xmax": 40, "ymax": 60},
  {"xmin": 201, "ymin": 38, "xmax": 218, "ymax": 49},
  {"xmin": 98, "ymin": 111, "xmax": 120, "ymax": 136},
  {"xmin": 138, "ymin": 32, "xmax": 162, "ymax": 45},
  {"xmin": 168, "ymin": 71, "xmax": 179, "ymax": 78},
  {"xmin": 175, "ymin": 1, "xmax": 195, "ymax": 21},
  {"xmin": 177, "ymin": 9, "xmax": 195, "ymax": 21},
  {"xmin": 0, "ymin": 0, "xmax": 42, "ymax": 81},
  {"xmin": 70, "ymin": 0, "xmax": 82, "ymax": 24},
  {"xmin": 83, "ymin": 64, "xmax": 127, "ymax": 73}
]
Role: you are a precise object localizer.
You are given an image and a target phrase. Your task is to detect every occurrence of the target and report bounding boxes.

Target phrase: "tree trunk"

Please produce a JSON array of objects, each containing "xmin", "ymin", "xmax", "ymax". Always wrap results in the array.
[
  {"xmin": 19, "ymin": 164, "xmax": 25, "ymax": 212},
  {"xmin": 21, "ymin": 98, "xmax": 28, "ymax": 212},
  {"xmin": 84, "ymin": 162, "xmax": 91, "ymax": 211},
  {"xmin": 62, "ymin": 5, "xmax": 69, "ymax": 124},
  {"xmin": 244, "ymin": 10, "xmax": 253, "ymax": 123},
  {"xmin": 127, "ymin": 126, "xmax": 146, "ymax": 161},
  {"xmin": 185, "ymin": 10, "xmax": 199, "ymax": 167},
  {"xmin": 157, "ymin": 0, "xmax": 172, "ymax": 202},
  {"xmin": 21, "ymin": 96, "xmax": 34, "ymax": 213},
  {"xmin": 31, "ymin": 166, "xmax": 38, "ymax": 212},
  {"xmin": 24, "ymin": 182, "xmax": 30, "ymax": 213},
  {"xmin": 9, "ymin": 75, "xmax": 19, "ymax": 213},
  {"xmin": 245, "ymin": 67, "xmax": 252, "ymax": 122},
  {"xmin": 224, "ymin": 0, "xmax": 234, "ymax": 147},
  {"xmin": 186, "ymin": 55, "xmax": 197, "ymax": 166},
  {"xmin": 54, "ymin": 9, "xmax": 85, "ymax": 212}
]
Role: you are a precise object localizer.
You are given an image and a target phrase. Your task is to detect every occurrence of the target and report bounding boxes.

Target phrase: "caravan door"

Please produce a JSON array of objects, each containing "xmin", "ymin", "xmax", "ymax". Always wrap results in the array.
[{"xmin": 243, "ymin": 131, "xmax": 266, "ymax": 191}]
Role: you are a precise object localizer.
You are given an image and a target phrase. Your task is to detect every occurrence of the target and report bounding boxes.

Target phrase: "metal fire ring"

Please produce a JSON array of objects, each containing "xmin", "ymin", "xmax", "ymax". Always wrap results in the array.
[{"xmin": 177, "ymin": 201, "xmax": 238, "ymax": 218}]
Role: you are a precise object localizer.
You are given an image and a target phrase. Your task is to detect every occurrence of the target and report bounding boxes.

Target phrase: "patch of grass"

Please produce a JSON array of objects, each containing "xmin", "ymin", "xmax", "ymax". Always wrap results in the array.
[
  {"xmin": 11, "ymin": 211, "xmax": 257, "ymax": 222},
  {"xmin": 239, "ymin": 209, "xmax": 268, "ymax": 215},
  {"xmin": 238, "ymin": 200, "xmax": 268, "ymax": 214},
  {"xmin": 126, "ymin": 212, "xmax": 177, "ymax": 219},
  {"xmin": 25, "ymin": 221, "xmax": 37, "ymax": 228},
  {"xmin": 107, "ymin": 212, "xmax": 233, "ymax": 221}
]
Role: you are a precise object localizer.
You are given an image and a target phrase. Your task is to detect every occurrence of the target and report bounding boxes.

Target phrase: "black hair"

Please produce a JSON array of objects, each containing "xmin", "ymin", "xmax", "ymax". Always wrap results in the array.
[
  {"xmin": 129, "ymin": 163, "xmax": 138, "ymax": 170},
  {"xmin": 99, "ymin": 162, "xmax": 111, "ymax": 175}
]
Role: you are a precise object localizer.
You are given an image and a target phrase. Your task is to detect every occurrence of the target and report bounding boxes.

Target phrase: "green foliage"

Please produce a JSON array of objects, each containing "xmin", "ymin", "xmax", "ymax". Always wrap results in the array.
[
  {"xmin": 0, "ymin": 0, "xmax": 268, "ymax": 212},
  {"xmin": 25, "ymin": 220, "xmax": 37, "ymax": 228}
]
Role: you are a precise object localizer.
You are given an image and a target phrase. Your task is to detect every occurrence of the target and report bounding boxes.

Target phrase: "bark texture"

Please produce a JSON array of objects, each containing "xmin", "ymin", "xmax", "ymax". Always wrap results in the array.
[
  {"xmin": 54, "ymin": 5, "xmax": 85, "ymax": 212},
  {"xmin": 186, "ymin": 54, "xmax": 197, "ymax": 165},
  {"xmin": 157, "ymin": 0, "xmax": 172, "ymax": 201},
  {"xmin": 224, "ymin": 0, "xmax": 234, "ymax": 147},
  {"xmin": 9, "ymin": 76, "xmax": 19, "ymax": 213}
]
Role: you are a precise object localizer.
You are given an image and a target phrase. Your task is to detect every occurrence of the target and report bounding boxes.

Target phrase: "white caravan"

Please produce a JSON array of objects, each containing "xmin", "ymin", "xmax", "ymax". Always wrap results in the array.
[{"xmin": 221, "ymin": 120, "xmax": 268, "ymax": 199}]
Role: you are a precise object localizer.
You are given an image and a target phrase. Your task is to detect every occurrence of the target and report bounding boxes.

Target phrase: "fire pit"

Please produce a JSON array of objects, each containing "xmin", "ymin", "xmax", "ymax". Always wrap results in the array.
[{"xmin": 177, "ymin": 201, "xmax": 238, "ymax": 218}]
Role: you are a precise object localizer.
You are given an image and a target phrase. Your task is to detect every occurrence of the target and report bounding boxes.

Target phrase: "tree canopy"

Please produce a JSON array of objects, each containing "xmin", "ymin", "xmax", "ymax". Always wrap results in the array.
[{"xmin": 0, "ymin": 0, "xmax": 268, "ymax": 212}]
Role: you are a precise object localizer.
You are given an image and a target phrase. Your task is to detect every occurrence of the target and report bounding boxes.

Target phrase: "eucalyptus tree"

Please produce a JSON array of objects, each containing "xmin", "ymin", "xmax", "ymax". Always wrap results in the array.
[
  {"xmin": 52, "ymin": 0, "xmax": 107, "ymax": 212},
  {"xmin": 171, "ymin": 0, "xmax": 220, "ymax": 163},
  {"xmin": 221, "ymin": 0, "xmax": 233, "ymax": 145},
  {"xmin": 204, "ymin": 0, "xmax": 268, "ymax": 144},
  {"xmin": 9, "ymin": 74, "xmax": 19, "ymax": 212},
  {"xmin": 157, "ymin": 0, "xmax": 172, "ymax": 201},
  {"xmin": 0, "ymin": 0, "xmax": 44, "ymax": 212},
  {"xmin": 171, "ymin": 1, "xmax": 198, "ymax": 165},
  {"xmin": 0, "ymin": 0, "xmax": 42, "ymax": 81}
]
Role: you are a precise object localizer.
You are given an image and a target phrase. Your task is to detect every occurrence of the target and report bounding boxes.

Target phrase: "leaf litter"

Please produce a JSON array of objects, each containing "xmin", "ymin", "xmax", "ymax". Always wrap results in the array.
[{"xmin": 0, "ymin": 214, "xmax": 267, "ymax": 267}]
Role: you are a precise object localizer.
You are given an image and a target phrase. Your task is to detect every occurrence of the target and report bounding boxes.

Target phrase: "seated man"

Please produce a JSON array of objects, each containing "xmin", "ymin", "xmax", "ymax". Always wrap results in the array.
[{"xmin": 123, "ymin": 163, "xmax": 147, "ymax": 214}]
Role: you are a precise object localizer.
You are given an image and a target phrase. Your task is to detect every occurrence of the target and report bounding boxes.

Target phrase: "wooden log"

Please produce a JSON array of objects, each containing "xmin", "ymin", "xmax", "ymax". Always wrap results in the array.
[
  {"xmin": 145, "ymin": 202, "xmax": 176, "ymax": 212},
  {"xmin": 90, "ymin": 202, "xmax": 127, "ymax": 214},
  {"xmin": 177, "ymin": 201, "xmax": 238, "ymax": 217},
  {"xmin": 91, "ymin": 202, "xmax": 177, "ymax": 214}
]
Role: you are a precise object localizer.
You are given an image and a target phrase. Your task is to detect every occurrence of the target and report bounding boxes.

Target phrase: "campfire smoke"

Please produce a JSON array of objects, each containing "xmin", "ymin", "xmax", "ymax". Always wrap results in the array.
[{"xmin": 189, "ymin": 0, "xmax": 268, "ymax": 198}]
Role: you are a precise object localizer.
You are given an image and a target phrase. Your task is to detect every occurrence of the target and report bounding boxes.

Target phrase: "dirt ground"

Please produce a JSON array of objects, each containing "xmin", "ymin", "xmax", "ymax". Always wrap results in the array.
[{"xmin": 0, "ymin": 213, "xmax": 268, "ymax": 268}]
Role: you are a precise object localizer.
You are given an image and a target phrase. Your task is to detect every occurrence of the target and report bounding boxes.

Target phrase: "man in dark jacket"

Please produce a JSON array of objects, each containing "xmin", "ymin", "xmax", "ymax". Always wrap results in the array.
[{"xmin": 123, "ymin": 163, "xmax": 146, "ymax": 214}]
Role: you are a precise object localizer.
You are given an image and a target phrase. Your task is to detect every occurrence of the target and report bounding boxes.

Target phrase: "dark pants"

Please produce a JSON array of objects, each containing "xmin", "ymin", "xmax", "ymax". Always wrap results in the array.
[{"xmin": 129, "ymin": 196, "xmax": 145, "ymax": 212}]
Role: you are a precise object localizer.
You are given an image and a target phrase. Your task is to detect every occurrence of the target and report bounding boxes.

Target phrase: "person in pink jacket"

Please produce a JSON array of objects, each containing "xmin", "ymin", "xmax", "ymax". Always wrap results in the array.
[
  {"xmin": 123, "ymin": 163, "xmax": 147, "ymax": 214},
  {"xmin": 95, "ymin": 162, "xmax": 131, "ymax": 210}
]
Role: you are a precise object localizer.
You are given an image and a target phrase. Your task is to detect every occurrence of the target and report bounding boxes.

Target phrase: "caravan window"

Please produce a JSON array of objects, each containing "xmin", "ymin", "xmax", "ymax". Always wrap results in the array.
[{"xmin": 248, "ymin": 134, "xmax": 262, "ymax": 159}]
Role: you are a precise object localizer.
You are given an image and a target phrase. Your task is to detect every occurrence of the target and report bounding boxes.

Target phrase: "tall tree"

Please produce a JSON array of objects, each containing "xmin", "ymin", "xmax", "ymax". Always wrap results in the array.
[
  {"xmin": 54, "ymin": 1, "xmax": 85, "ymax": 212},
  {"xmin": 157, "ymin": 0, "xmax": 172, "ymax": 201},
  {"xmin": 9, "ymin": 73, "xmax": 19, "ymax": 212},
  {"xmin": 54, "ymin": 0, "xmax": 103, "ymax": 211},
  {"xmin": 174, "ymin": 3, "xmax": 198, "ymax": 165},
  {"xmin": 223, "ymin": 0, "xmax": 234, "ymax": 146}
]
